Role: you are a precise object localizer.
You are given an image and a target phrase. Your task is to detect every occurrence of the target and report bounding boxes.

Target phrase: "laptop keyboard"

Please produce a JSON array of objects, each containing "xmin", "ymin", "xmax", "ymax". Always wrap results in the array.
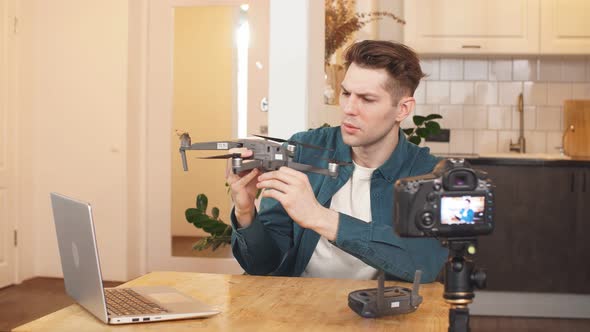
[{"xmin": 105, "ymin": 288, "xmax": 168, "ymax": 316}]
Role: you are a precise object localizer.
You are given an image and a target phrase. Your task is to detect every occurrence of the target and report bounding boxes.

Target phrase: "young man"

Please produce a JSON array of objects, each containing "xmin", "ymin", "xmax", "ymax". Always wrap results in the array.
[{"xmin": 227, "ymin": 40, "xmax": 447, "ymax": 282}]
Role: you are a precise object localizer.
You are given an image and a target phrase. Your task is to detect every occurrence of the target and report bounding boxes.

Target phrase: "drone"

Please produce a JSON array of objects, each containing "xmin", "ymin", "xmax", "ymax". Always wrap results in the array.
[{"xmin": 177, "ymin": 132, "xmax": 350, "ymax": 178}]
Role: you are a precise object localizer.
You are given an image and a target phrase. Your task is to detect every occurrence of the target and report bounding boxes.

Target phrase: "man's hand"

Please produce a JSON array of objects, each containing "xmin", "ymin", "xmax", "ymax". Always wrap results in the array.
[
  {"xmin": 257, "ymin": 167, "xmax": 339, "ymax": 241},
  {"xmin": 226, "ymin": 148, "xmax": 259, "ymax": 227}
]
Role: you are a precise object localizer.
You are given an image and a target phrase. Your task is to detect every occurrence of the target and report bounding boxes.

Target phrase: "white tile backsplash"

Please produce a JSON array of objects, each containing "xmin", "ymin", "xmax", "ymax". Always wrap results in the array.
[
  {"xmin": 488, "ymin": 106, "xmax": 512, "ymax": 129},
  {"xmin": 536, "ymin": 106, "xmax": 562, "ymax": 131},
  {"xmin": 547, "ymin": 83, "xmax": 572, "ymax": 106},
  {"xmin": 420, "ymin": 56, "xmax": 589, "ymax": 155},
  {"xmin": 438, "ymin": 105, "xmax": 463, "ymax": 129},
  {"xmin": 572, "ymin": 83, "xmax": 590, "ymax": 99},
  {"xmin": 426, "ymin": 81, "xmax": 450, "ymax": 104},
  {"xmin": 523, "ymin": 82, "xmax": 547, "ymax": 106},
  {"xmin": 440, "ymin": 59, "xmax": 464, "ymax": 80},
  {"xmin": 474, "ymin": 130, "xmax": 498, "ymax": 153},
  {"xmin": 538, "ymin": 58, "xmax": 562, "ymax": 81},
  {"xmin": 450, "ymin": 82, "xmax": 474, "ymax": 105},
  {"xmin": 474, "ymin": 82, "xmax": 498, "ymax": 105},
  {"xmin": 524, "ymin": 131, "xmax": 547, "ymax": 153},
  {"xmin": 425, "ymin": 142, "xmax": 449, "ymax": 154},
  {"xmin": 463, "ymin": 106, "xmax": 488, "ymax": 129},
  {"xmin": 489, "ymin": 59, "xmax": 512, "ymax": 81},
  {"xmin": 414, "ymin": 81, "xmax": 426, "ymax": 104},
  {"xmin": 513, "ymin": 58, "xmax": 537, "ymax": 81},
  {"xmin": 562, "ymin": 58, "xmax": 587, "ymax": 82},
  {"xmin": 449, "ymin": 129, "xmax": 474, "ymax": 154},
  {"xmin": 421, "ymin": 58, "xmax": 440, "ymax": 80},
  {"xmin": 464, "ymin": 59, "xmax": 488, "ymax": 81},
  {"xmin": 498, "ymin": 82, "xmax": 523, "ymax": 105}
]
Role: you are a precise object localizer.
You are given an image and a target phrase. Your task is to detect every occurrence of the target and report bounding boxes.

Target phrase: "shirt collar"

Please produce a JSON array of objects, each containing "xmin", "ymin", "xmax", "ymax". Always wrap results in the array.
[{"xmin": 332, "ymin": 128, "xmax": 411, "ymax": 183}]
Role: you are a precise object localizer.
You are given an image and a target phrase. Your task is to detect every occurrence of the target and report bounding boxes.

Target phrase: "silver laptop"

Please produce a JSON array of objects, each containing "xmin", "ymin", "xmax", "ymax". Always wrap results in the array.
[{"xmin": 50, "ymin": 192, "xmax": 220, "ymax": 324}]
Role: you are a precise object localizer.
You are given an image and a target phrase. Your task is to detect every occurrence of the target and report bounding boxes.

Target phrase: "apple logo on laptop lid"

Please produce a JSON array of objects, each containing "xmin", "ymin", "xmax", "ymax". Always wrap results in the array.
[{"xmin": 72, "ymin": 242, "xmax": 80, "ymax": 269}]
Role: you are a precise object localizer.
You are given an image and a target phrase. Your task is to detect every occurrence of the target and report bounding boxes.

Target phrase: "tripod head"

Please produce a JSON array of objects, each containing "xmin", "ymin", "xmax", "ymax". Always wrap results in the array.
[{"xmin": 441, "ymin": 238, "xmax": 487, "ymax": 332}]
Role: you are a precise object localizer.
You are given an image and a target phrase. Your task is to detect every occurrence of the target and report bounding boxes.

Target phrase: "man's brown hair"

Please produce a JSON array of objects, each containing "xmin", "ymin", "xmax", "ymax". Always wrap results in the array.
[{"xmin": 343, "ymin": 40, "xmax": 425, "ymax": 104}]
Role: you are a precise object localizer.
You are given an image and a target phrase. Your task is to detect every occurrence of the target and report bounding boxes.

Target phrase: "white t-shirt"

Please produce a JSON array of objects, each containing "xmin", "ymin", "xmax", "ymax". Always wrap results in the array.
[{"xmin": 301, "ymin": 162, "xmax": 379, "ymax": 280}]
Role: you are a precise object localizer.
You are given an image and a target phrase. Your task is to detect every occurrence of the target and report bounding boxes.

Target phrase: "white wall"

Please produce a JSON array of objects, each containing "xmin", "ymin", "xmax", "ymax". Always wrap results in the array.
[
  {"xmin": 17, "ymin": 0, "xmax": 135, "ymax": 281},
  {"xmin": 268, "ymin": 0, "xmax": 324, "ymax": 136}
]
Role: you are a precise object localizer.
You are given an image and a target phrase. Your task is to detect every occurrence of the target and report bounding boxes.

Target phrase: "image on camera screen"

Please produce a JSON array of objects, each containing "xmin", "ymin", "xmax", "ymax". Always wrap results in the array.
[{"xmin": 440, "ymin": 195, "xmax": 485, "ymax": 225}]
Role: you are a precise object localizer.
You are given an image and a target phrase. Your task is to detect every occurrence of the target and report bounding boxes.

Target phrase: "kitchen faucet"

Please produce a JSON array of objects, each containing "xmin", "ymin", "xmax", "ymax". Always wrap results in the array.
[{"xmin": 510, "ymin": 93, "xmax": 526, "ymax": 153}]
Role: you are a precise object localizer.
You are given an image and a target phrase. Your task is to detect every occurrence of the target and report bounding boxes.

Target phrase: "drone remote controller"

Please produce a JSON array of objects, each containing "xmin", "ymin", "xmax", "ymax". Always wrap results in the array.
[{"xmin": 348, "ymin": 270, "xmax": 423, "ymax": 318}]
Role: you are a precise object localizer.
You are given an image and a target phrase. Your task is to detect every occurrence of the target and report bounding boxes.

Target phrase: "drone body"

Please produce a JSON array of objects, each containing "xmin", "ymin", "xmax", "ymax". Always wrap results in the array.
[{"xmin": 178, "ymin": 132, "xmax": 345, "ymax": 178}]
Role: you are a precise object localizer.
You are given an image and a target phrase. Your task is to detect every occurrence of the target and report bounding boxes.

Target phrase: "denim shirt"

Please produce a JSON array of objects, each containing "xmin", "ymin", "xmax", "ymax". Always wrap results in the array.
[{"xmin": 231, "ymin": 127, "xmax": 448, "ymax": 283}]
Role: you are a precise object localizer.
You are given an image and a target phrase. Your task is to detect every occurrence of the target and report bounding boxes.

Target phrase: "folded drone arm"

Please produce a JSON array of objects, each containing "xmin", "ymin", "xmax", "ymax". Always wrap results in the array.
[
  {"xmin": 183, "ymin": 141, "xmax": 243, "ymax": 150},
  {"xmin": 233, "ymin": 159, "xmax": 263, "ymax": 174},
  {"xmin": 286, "ymin": 161, "xmax": 336, "ymax": 178}
]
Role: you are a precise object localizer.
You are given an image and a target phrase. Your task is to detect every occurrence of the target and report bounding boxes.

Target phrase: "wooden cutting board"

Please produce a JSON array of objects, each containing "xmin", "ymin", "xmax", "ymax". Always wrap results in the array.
[{"xmin": 564, "ymin": 100, "xmax": 590, "ymax": 158}]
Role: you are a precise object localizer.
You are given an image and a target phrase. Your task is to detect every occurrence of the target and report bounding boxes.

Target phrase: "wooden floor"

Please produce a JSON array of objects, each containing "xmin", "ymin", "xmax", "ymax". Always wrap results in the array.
[
  {"xmin": 1, "ymin": 277, "xmax": 590, "ymax": 331},
  {"xmin": 0, "ymin": 277, "xmax": 122, "ymax": 331}
]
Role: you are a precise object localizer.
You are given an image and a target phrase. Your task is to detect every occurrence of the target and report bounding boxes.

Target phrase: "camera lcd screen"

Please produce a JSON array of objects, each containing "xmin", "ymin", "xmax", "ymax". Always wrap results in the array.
[{"xmin": 440, "ymin": 195, "xmax": 486, "ymax": 225}]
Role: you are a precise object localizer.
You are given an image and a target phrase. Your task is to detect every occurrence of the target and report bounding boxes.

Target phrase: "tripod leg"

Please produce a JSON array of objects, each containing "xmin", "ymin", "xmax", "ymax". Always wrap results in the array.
[{"xmin": 449, "ymin": 306, "xmax": 470, "ymax": 332}]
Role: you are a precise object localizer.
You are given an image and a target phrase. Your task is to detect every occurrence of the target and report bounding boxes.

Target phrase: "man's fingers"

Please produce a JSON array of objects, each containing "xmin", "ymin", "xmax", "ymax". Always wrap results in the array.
[
  {"xmin": 257, "ymin": 178, "xmax": 289, "ymax": 194},
  {"xmin": 234, "ymin": 168, "xmax": 259, "ymax": 188},
  {"xmin": 258, "ymin": 168, "xmax": 300, "ymax": 185}
]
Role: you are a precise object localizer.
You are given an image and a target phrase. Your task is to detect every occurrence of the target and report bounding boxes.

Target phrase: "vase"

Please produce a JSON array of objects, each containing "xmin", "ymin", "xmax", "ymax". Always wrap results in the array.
[{"xmin": 324, "ymin": 63, "xmax": 345, "ymax": 105}]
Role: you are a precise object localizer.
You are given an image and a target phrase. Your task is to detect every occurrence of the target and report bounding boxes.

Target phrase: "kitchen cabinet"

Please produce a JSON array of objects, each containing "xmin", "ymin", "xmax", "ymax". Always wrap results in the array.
[
  {"xmin": 473, "ymin": 163, "xmax": 590, "ymax": 294},
  {"xmin": 403, "ymin": 0, "xmax": 540, "ymax": 54},
  {"xmin": 540, "ymin": 0, "xmax": 590, "ymax": 54}
]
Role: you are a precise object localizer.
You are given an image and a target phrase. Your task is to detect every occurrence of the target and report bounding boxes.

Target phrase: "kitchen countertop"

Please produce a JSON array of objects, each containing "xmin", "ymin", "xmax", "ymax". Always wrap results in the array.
[{"xmin": 434, "ymin": 153, "xmax": 590, "ymax": 167}]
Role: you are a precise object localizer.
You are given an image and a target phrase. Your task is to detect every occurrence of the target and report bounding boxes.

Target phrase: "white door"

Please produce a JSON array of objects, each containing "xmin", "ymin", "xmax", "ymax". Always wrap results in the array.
[{"xmin": 0, "ymin": 0, "xmax": 16, "ymax": 288}]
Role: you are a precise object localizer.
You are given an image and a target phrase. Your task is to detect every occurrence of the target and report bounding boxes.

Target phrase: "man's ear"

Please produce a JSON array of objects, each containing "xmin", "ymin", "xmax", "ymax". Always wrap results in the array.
[{"xmin": 395, "ymin": 97, "xmax": 415, "ymax": 122}]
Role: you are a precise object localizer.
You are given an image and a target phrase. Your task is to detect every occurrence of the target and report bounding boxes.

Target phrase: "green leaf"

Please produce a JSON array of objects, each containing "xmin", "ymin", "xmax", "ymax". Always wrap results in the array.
[
  {"xmin": 425, "ymin": 121, "xmax": 441, "ymax": 133},
  {"xmin": 409, "ymin": 135, "xmax": 422, "ymax": 145},
  {"xmin": 402, "ymin": 128, "xmax": 414, "ymax": 136},
  {"xmin": 413, "ymin": 115, "xmax": 426, "ymax": 126},
  {"xmin": 211, "ymin": 207, "xmax": 220, "ymax": 219},
  {"xmin": 189, "ymin": 213, "xmax": 211, "ymax": 227},
  {"xmin": 425, "ymin": 113, "xmax": 443, "ymax": 121},
  {"xmin": 416, "ymin": 127, "xmax": 431, "ymax": 138},
  {"xmin": 185, "ymin": 208, "xmax": 202, "ymax": 223},
  {"xmin": 196, "ymin": 194, "xmax": 208, "ymax": 213}
]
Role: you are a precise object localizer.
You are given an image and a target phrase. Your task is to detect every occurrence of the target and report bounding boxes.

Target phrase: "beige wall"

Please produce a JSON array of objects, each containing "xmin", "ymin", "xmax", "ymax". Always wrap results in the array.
[
  {"xmin": 171, "ymin": 6, "xmax": 234, "ymax": 237},
  {"xmin": 17, "ymin": 0, "xmax": 132, "ymax": 281}
]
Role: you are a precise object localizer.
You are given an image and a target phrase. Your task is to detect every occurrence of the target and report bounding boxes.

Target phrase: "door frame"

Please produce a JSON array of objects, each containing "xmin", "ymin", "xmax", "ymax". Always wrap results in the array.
[{"xmin": 1, "ymin": 0, "xmax": 17, "ymax": 287}]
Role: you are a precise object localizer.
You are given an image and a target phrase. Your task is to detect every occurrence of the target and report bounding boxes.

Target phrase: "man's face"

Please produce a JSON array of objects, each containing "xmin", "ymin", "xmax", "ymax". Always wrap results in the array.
[{"xmin": 339, "ymin": 63, "xmax": 405, "ymax": 148}]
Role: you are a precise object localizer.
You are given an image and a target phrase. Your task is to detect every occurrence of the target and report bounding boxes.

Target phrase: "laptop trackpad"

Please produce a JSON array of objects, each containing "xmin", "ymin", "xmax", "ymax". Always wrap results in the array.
[{"xmin": 149, "ymin": 292, "xmax": 192, "ymax": 304}]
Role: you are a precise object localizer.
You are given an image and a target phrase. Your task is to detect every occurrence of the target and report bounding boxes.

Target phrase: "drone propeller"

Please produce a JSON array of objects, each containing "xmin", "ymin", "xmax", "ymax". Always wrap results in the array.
[
  {"xmin": 316, "ymin": 156, "xmax": 353, "ymax": 166},
  {"xmin": 198, "ymin": 153, "xmax": 244, "ymax": 159},
  {"xmin": 252, "ymin": 134, "xmax": 333, "ymax": 151}
]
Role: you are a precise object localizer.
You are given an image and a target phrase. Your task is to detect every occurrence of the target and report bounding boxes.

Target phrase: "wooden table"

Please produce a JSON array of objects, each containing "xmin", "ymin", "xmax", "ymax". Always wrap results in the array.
[{"xmin": 14, "ymin": 271, "xmax": 449, "ymax": 331}]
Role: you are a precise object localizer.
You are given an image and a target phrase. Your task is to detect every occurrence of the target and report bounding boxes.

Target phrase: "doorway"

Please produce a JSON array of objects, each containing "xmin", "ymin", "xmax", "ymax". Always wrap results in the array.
[{"xmin": 146, "ymin": 0, "xmax": 268, "ymax": 272}]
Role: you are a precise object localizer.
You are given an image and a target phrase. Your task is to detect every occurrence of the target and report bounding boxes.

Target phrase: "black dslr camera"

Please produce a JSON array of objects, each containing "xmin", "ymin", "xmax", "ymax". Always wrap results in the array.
[
  {"xmin": 394, "ymin": 159, "xmax": 494, "ymax": 238},
  {"xmin": 393, "ymin": 159, "xmax": 494, "ymax": 332}
]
